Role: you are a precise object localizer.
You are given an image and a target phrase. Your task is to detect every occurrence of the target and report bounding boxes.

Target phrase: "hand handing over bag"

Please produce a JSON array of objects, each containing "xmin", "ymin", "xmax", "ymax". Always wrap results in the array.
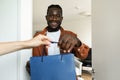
[{"xmin": 58, "ymin": 33, "xmax": 82, "ymax": 53}]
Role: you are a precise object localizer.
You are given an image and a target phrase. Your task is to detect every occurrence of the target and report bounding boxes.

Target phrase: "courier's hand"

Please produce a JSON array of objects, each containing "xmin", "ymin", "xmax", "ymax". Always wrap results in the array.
[
  {"xmin": 27, "ymin": 34, "xmax": 50, "ymax": 48},
  {"xmin": 58, "ymin": 33, "xmax": 81, "ymax": 53}
]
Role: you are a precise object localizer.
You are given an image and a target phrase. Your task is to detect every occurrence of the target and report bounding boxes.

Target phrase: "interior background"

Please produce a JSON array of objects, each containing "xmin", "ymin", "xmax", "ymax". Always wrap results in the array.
[
  {"xmin": 33, "ymin": 0, "xmax": 92, "ymax": 47},
  {"xmin": 1, "ymin": 0, "xmax": 120, "ymax": 80}
]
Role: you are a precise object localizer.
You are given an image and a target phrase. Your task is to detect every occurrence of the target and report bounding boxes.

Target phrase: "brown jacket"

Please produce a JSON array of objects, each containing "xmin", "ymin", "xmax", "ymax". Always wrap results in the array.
[{"xmin": 26, "ymin": 27, "xmax": 90, "ymax": 74}]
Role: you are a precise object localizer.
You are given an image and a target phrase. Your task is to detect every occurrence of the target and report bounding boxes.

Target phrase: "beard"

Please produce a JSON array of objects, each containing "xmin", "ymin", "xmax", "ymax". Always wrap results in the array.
[{"xmin": 47, "ymin": 25, "xmax": 61, "ymax": 32}]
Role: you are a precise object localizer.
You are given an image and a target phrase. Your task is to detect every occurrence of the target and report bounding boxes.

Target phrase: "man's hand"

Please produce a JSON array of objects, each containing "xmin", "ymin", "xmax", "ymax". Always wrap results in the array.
[{"xmin": 58, "ymin": 33, "xmax": 81, "ymax": 53}]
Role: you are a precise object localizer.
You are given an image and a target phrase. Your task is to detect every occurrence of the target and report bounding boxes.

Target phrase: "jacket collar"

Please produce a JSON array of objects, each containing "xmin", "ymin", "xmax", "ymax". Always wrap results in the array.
[{"xmin": 41, "ymin": 27, "xmax": 64, "ymax": 35}]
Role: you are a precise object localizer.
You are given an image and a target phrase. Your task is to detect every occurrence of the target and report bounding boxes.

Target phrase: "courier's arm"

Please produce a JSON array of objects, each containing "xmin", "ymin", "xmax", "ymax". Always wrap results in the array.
[{"xmin": 0, "ymin": 34, "xmax": 50, "ymax": 56}]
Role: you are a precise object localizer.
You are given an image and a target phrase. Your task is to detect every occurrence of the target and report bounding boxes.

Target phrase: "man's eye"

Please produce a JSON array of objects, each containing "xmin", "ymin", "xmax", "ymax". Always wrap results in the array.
[
  {"xmin": 48, "ymin": 15, "xmax": 60, "ymax": 17},
  {"xmin": 56, "ymin": 15, "xmax": 61, "ymax": 17},
  {"xmin": 49, "ymin": 15, "xmax": 54, "ymax": 18}
]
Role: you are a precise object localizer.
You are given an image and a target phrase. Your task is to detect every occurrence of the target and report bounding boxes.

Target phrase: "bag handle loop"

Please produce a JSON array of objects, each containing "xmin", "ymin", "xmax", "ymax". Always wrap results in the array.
[{"xmin": 41, "ymin": 45, "xmax": 63, "ymax": 62}]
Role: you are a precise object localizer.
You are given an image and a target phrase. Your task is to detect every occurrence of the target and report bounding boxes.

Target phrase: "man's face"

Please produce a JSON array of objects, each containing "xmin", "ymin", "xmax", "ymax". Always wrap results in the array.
[{"xmin": 46, "ymin": 8, "xmax": 63, "ymax": 32}]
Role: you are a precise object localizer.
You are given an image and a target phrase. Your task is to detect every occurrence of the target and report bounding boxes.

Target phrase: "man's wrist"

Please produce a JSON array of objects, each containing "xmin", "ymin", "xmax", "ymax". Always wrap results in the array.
[{"xmin": 75, "ymin": 40, "xmax": 82, "ymax": 47}]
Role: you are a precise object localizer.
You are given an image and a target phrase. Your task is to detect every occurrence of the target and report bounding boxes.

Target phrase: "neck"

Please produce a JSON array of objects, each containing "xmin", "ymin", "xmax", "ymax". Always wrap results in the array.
[{"xmin": 47, "ymin": 26, "xmax": 61, "ymax": 32}]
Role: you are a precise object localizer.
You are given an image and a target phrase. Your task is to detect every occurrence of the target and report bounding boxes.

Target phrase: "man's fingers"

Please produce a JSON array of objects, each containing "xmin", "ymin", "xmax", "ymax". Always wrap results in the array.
[{"xmin": 68, "ymin": 44, "xmax": 75, "ymax": 53}]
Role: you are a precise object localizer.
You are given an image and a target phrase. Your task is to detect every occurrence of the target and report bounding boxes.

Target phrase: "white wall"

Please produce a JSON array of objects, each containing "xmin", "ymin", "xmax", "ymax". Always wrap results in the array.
[
  {"xmin": 0, "ymin": 0, "xmax": 18, "ymax": 80},
  {"xmin": 0, "ymin": 0, "xmax": 32, "ymax": 80},
  {"xmin": 62, "ymin": 17, "xmax": 91, "ymax": 47},
  {"xmin": 93, "ymin": 0, "xmax": 120, "ymax": 80},
  {"xmin": 18, "ymin": 0, "xmax": 32, "ymax": 80}
]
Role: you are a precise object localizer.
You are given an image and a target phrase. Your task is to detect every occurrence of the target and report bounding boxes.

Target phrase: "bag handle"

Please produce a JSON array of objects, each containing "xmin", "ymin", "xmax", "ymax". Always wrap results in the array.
[
  {"xmin": 36, "ymin": 45, "xmax": 46, "ymax": 62},
  {"xmin": 41, "ymin": 45, "xmax": 46, "ymax": 62}
]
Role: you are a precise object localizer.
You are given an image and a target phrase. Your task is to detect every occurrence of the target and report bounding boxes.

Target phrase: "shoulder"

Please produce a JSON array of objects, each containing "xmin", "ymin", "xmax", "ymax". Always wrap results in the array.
[
  {"xmin": 34, "ymin": 28, "xmax": 47, "ymax": 37},
  {"xmin": 63, "ymin": 29, "xmax": 77, "ymax": 36},
  {"xmin": 34, "ymin": 31, "xmax": 42, "ymax": 37}
]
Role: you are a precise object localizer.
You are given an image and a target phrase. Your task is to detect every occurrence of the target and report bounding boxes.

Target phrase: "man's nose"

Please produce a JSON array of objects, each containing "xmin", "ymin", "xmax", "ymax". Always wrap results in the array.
[{"xmin": 52, "ymin": 16, "xmax": 57, "ymax": 21}]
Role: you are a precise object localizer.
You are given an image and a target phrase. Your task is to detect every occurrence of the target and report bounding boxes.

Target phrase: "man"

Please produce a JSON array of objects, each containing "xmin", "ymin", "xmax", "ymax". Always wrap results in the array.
[
  {"xmin": 0, "ymin": 34, "xmax": 50, "ymax": 56},
  {"xmin": 26, "ymin": 4, "xmax": 90, "ymax": 74}
]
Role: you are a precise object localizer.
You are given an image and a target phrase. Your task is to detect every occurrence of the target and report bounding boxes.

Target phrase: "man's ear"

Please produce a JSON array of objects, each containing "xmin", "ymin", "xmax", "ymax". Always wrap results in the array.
[
  {"xmin": 45, "ymin": 15, "xmax": 47, "ymax": 20},
  {"xmin": 61, "ymin": 16, "xmax": 63, "ymax": 21}
]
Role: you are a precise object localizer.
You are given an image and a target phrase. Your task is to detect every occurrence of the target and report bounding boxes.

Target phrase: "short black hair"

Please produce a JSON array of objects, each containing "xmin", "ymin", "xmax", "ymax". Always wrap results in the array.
[{"xmin": 47, "ymin": 4, "xmax": 62, "ymax": 15}]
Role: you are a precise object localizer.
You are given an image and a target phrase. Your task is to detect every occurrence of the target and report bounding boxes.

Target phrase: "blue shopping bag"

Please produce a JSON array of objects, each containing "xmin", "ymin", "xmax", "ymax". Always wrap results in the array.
[{"xmin": 30, "ymin": 53, "xmax": 76, "ymax": 80}]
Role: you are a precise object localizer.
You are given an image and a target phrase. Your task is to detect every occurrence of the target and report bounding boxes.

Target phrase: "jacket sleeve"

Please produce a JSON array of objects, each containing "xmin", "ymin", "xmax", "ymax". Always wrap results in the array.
[
  {"xmin": 26, "ymin": 32, "xmax": 42, "ymax": 75},
  {"xmin": 26, "ymin": 46, "xmax": 42, "ymax": 75},
  {"xmin": 60, "ymin": 30, "xmax": 90, "ymax": 60},
  {"xmin": 74, "ymin": 43, "xmax": 90, "ymax": 60},
  {"xmin": 32, "ymin": 32, "xmax": 43, "ymax": 56},
  {"xmin": 26, "ymin": 61, "xmax": 31, "ymax": 75}
]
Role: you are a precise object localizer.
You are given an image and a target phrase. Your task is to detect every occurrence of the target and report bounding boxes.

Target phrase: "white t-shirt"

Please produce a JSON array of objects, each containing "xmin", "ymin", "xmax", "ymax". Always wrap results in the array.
[{"xmin": 46, "ymin": 30, "xmax": 61, "ymax": 55}]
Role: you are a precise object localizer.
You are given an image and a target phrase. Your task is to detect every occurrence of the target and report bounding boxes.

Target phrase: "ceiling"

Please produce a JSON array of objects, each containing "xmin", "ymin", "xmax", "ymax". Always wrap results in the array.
[{"xmin": 33, "ymin": 0, "xmax": 91, "ymax": 25}]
